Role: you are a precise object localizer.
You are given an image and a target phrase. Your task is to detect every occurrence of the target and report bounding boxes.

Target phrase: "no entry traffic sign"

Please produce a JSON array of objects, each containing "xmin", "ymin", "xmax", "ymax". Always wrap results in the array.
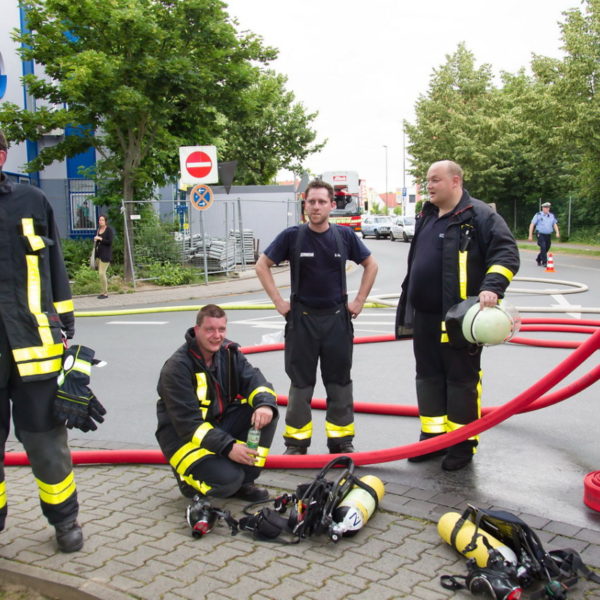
[
  {"xmin": 190, "ymin": 184, "xmax": 214, "ymax": 211},
  {"xmin": 179, "ymin": 145, "xmax": 218, "ymax": 184},
  {"xmin": 186, "ymin": 151, "xmax": 212, "ymax": 179}
]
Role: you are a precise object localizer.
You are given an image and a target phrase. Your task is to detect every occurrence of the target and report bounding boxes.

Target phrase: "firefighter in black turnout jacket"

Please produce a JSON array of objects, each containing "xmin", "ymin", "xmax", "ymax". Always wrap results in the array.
[
  {"xmin": 0, "ymin": 130, "xmax": 83, "ymax": 552},
  {"xmin": 396, "ymin": 160, "xmax": 519, "ymax": 471},
  {"xmin": 256, "ymin": 179, "xmax": 378, "ymax": 455},
  {"xmin": 156, "ymin": 304, "xmax": 278, "ymax": 502}
]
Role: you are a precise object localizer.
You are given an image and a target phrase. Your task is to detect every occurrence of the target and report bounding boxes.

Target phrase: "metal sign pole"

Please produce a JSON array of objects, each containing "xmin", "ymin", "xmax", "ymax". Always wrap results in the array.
[
  {"xmin": 122, "ymin": 200, "xmax": 137, "ymax": 289},
  {"xmin": 237, "ymin": 197, "xmax": 246, "ymax": 271},
  {"xmin": 200, "ymin": 210, "xmax": 208, "ymax": 285}
]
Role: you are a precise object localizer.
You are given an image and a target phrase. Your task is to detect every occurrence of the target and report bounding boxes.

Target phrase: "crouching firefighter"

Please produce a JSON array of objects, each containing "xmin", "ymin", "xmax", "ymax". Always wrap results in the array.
[
  {"xmin": 156, "ymin": 304, "xmax": 279, "ymax": 503},
  {"xmin": 0, "ymin": 129, "xmax": 105, "ymax": 553}
]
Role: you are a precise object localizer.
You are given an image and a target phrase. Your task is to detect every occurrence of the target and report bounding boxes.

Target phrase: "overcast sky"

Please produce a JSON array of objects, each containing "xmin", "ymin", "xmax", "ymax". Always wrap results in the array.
[{"xmin": 225, "ymin": 0, "xmax": 579, "ymax": 193}]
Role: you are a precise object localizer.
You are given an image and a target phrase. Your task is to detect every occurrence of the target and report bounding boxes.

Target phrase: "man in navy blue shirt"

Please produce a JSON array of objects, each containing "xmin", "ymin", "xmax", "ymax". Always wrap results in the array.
[
  {"xmin": 528, "ymin": 202, "xmax": 560, "ymax": 266},
  {"xmin": 255, "ymin": 180, "xmax": 378, "ymax": 455}
]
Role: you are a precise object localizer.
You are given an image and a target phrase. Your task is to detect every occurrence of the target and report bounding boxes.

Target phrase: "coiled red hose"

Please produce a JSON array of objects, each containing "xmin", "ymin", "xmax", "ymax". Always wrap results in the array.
[{"xmin": 5, "ymin": 320, "xmax": 599, "ymax": 468}]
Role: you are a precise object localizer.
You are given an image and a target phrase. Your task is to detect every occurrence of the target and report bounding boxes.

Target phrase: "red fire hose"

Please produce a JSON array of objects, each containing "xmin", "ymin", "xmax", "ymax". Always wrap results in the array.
[{"xmin": 5, "ymin": 320, "xmax": 598, "ymax": 470}]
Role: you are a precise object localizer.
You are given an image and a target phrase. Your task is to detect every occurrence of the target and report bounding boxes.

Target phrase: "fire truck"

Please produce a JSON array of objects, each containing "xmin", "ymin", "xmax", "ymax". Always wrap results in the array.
[{"xmin": 320, "ymin": 171, "xmax": 363, "ymax": 233}]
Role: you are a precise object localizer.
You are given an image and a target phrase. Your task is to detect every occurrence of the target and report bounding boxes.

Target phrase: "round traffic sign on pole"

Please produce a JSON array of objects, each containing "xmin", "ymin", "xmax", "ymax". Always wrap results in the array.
[
  {"xmin": 185, "ymin": 151, "xmax": 213, "ymax": 180},
  {"xmin": 190, "ymin": 184, "xmax": 214, "ymax": 211}
]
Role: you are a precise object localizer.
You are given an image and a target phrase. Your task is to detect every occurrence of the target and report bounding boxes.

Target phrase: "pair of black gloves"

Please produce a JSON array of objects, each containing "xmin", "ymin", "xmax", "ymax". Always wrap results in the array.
[{"xmin": 54, "ymin": 345, "xmax": 106, "ymax": 432}]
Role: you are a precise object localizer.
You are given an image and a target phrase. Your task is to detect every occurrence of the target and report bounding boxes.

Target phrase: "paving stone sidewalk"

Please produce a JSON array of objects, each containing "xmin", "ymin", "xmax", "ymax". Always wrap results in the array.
[
  {"xmin": 2, "ymin": 268, "xmax": 599, "ymax": 599},
  {"xmin": 2, "ymin": 439, "xmax": 600, "ymax": 600}
]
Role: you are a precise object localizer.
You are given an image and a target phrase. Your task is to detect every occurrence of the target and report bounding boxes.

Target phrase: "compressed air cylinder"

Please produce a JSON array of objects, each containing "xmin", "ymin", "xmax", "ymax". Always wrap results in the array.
[
  {"xmin": 330, "ymin": 475, "xmax": 385, "ymax": 539},
  {"xmin": 437, "ymin": 511, "xmax": 518, "ymax": 567}
]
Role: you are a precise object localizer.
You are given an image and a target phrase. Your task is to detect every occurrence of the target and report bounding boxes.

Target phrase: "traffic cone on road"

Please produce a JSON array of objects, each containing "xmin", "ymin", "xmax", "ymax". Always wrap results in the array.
[{"xmin": 545, "ymin": 253, "xmax": 556, "ymax": 272}]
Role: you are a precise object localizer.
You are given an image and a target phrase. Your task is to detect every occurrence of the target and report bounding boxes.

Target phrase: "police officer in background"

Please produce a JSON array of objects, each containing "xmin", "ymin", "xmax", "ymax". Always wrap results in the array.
[
  {"xmin": 255, "ymin": 179, "xmax": 378, "ymax": 455},
  {"xmin": 0, "ymin": 130, "xmax": 83, "ymax": 552},
  {"xmin": 396, "ymin": 160, "xmax": 519, "ymax": 471},
  {"xmin": 528, "ymin": 201, "xmax": 560, "ymax": 267}
]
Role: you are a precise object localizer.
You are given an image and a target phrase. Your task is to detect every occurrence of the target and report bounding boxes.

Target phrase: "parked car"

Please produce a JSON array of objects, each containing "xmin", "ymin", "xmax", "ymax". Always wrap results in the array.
[
  {"xmin": 361, "ymin": 215, "xmax": 393, "ymax": 239},
  {"xmin": 390, "ymin": 215, "xmax": 415, "ymax": 242}
]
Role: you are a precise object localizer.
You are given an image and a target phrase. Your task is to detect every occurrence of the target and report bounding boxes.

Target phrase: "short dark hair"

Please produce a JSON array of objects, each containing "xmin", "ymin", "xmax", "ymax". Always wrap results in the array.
[
  {"xmin": 196, "ymin": 304, "xmax": 226, "ymax": 326},
  {"xmin": 305, "ymin": 179, "xmax": 334, "ymax": 201},
  {"xmin": 0, "ymin": 130, "xmax": 8, "ymax": 152}
]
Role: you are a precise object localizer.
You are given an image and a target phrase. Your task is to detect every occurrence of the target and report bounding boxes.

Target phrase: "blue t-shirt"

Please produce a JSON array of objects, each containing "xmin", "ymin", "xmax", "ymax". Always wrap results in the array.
[
  {"xmin": 264, "ymin": 225, "xmax": 371, "ymax": 308},
  {"xmin": 531, "ymin": 212, "xmax": 557, "ymax": 234}
]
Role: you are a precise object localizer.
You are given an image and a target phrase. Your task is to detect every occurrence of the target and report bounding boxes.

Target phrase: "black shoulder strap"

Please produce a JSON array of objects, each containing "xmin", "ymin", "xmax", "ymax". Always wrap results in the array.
[
  {"xmin": 330, "ymin": 224, "xmax": 348, "ymax": 298},
  {"xmin": 292, "ymin": 224, "xmax": 309, "ymax": 299}
]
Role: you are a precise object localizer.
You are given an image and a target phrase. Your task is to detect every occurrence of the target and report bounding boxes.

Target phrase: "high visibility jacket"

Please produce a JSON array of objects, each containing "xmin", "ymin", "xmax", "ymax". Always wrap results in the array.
[
  {"xmin": 156, "ymin": 328, "xmax": 278, "ymax": 464},
  {"xmin": 396, "ymin": 190, "xmax": 520, "ymax": 337},
  {"xmin": 0, "ymin": 175, "xmax": 74, "ymax": 381}
]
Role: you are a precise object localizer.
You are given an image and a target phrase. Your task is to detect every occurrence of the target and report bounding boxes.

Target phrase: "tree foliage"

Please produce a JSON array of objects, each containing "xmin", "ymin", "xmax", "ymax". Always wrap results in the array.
[
  {"xmin": 406, "ymin": 0, "xmax": 600, "ymax": 233},
  {"xmin": 223, "ymin": 71, "xmax": 325, "ymax": 184},
  {"xmin": 0, "ymin": 0, "xmax": 324, "ymax": 276}
]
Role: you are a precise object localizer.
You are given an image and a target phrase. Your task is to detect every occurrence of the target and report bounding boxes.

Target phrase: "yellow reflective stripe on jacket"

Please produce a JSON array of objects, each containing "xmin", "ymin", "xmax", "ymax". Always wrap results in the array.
[
  {"xmin": 17, "ymin": 358, "xmax": 62, "ymax": 378},
  {"xmin": 458, "ymin": 250, "xmax": 468, "ymax": 300},
  {"xmin": 192, "ymin": 422, "xmax": 213, "ymax": 446},
  {"xmin": 195, "ymin": 373, "xmax": 208, "ymax": 403},
  {"xmin": 253, "ymin": 445, "xmax": 269, "ymax": 468},
  {"xmin": 284, "ymin": 421, "xmax": 312, "ymax": 440},
  {"xmin": 26, "ymin": 255, "xmax": 43, "ymax": 315},
  {"xmin": 72, "ymin": 358, "xmax": 92, "ymax": 376},
  {"xmin": 247, "ymin": 385, "xmax": 277, "ymax": 407},
  {"xmin": 54, "ymin": 299, "xmax": 74, "ymax": 314},
  {"xmin": 169, "ymin": 443, "xmax": 214, "ymax": 475},
  {"xmin": 440, "ymin": 321, "xmax": 449, "ymax": 344},
  {"xmin": 325, "ymin": 421, "xmax": 355, "ymax": 439},
  {"xmin": 420, "ymin": 415, "xmax": 447, "ymax": 434},
  {"xmin": 12, "ymin": 343, "xmax": 63, "ymax": 363},
  {"xmin": 35, "ymin": 472, "xmax": 76, "ymax": 505},
  {"xmin": 486, "ymin": 264, "xmax": 515, "ymax": 283},
  {"xmin": 0, "ymin": 480, "xmax": 6, "ymax": 510},
  {"xmin": 22, "ymin": 218, "xmax": 45, "ymax": 251}
]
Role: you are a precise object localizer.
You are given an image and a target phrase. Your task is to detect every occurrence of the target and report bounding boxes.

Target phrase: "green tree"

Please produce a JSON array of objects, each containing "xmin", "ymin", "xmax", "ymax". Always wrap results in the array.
[
  {"xmin": 0, "ymin": 0, "xmax": 275, "ymax": 280},
  {"xmin": 223, "ymin": 71, "xmax": 325, "ymax": 184},
  {"xmin": 532, "ymin": 0, "xmax": 600, "ymax": 225}
]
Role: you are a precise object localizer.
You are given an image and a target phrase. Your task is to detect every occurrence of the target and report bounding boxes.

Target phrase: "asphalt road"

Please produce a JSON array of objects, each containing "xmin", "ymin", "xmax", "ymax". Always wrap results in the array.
[{"xmin": 41, "ymin": 238, "xmax": 600, "ymax": 531}]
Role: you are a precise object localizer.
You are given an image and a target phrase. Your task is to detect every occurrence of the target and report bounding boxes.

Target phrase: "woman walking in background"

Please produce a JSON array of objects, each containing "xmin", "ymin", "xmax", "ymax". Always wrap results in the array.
[{"xmin": 94, "ymin": 215, "xmax": 113, "ymax": 299}]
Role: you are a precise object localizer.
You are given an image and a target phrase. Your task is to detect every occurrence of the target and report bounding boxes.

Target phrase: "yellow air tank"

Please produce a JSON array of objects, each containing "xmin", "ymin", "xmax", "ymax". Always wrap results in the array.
[
  {"xmin": 437, "ymin": 511, "xmax": 518, "ymax": 567},
  {"xmin": 329, "ymin": 475, "xmax": 385, "ymax": 542}
]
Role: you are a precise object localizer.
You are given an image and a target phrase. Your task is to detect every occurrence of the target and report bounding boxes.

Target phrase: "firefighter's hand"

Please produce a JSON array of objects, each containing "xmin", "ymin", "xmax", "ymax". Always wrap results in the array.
[
  {"xmin": 252, "ymin": 406, "xmax": 273, "ymax": 429},
  {"xmin": 478, "ymin": 291, "xmax": 498, "ymax": 309},
  {"xmin": 274, "ymin": 298, "xmax": 291, "ymax": 318},
  {"xmin": 347, "ymin": 298, "xmax": 364, "ymax": 319},
  {"xmin": 228, "ymin": 443, "xmax": 258, "ymax": 466}
]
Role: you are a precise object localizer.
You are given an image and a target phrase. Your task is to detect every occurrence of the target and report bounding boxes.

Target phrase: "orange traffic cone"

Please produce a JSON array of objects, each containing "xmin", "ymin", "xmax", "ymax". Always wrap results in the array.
[{"xmin": 545, "ymin": 253, "xmax": 555, "ymax": 272}]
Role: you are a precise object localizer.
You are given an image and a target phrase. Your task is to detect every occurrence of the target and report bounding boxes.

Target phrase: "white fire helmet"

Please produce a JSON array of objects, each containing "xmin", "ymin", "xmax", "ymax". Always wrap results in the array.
[{"xmin": 461, "ymin": 300, "xmax": 521, "ymax": 346}]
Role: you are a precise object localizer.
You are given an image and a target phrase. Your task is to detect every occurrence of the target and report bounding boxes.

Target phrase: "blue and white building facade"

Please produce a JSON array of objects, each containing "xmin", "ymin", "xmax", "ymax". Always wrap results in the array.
[{"xmin": 1, "ymin": 3, "xmax": 97, "ymax": 238}]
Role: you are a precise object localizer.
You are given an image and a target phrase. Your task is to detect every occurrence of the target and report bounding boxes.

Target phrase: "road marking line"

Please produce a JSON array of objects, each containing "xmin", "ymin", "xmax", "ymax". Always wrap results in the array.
[{"xmin": 550, "ymin": 294, "xmax": 582, "ymax": 319}]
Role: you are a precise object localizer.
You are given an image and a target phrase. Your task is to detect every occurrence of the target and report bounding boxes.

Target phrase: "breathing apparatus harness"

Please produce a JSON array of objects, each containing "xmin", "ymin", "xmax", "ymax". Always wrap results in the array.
[
  {"xmin": 440, "ymin": 505, "xmax": 600, "ymax": 600},
  {"xmin": 185, "ymin": 456, "xmax": 380, "ymax": 543}
]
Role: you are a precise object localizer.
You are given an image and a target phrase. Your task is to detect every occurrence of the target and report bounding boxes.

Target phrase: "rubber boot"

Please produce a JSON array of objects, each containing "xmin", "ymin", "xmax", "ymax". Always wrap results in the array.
[
  {"xmin": 442, "ymin": 440, "xmax": 477, "ymax": 471},
  {"xmin": 55, "ymin": 519, "xmax": 83, "ymax": 553},
  {"xmin": 408, "ymin": 432, "xmax": 448, "ymax": 463}
]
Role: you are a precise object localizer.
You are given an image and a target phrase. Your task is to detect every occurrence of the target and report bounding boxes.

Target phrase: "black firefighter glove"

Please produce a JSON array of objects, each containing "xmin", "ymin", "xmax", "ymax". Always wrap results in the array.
[{"xmin": 54, "ymin": 345, "xmax": 107, "ymax": 432}]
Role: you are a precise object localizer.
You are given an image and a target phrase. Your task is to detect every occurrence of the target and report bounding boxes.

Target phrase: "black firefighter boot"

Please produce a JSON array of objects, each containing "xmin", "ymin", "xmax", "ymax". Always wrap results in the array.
[
  {"xmin": 54, "ymin": 519, "xmax": 84, "ymax": 553},
  {"xmin": 407, "ymin": 432, "xmax": 448, "ymax": 463},
  {"xmin": 442, "ymin": 440, "xmax": 476, "ymax": 471}
]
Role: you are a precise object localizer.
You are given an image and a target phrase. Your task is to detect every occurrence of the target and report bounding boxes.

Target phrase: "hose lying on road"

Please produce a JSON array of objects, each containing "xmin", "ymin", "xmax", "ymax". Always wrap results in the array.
[{"xmin": 5, "ymin": 320, "xmax": 599, "ymax": 468}]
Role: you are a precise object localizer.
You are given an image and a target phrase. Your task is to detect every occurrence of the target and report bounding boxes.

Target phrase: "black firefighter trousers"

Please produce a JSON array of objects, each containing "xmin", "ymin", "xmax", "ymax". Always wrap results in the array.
[
  {"xmin": 283, "ymin": 302, "xmax": 354, "ymax": 450},
  {"xmin": 412, "ymin": 310, "xmax": 482, "ymax": 446},
  {"xmin": 0, "ymin": 316, "xmax": 78, "ymax": 531}
]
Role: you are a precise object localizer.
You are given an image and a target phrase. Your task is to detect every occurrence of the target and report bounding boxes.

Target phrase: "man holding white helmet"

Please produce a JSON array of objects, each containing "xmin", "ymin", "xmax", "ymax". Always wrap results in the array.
[{"xmin": 395, "ymin": 160, "xmax": 519, "ymax": 471}]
